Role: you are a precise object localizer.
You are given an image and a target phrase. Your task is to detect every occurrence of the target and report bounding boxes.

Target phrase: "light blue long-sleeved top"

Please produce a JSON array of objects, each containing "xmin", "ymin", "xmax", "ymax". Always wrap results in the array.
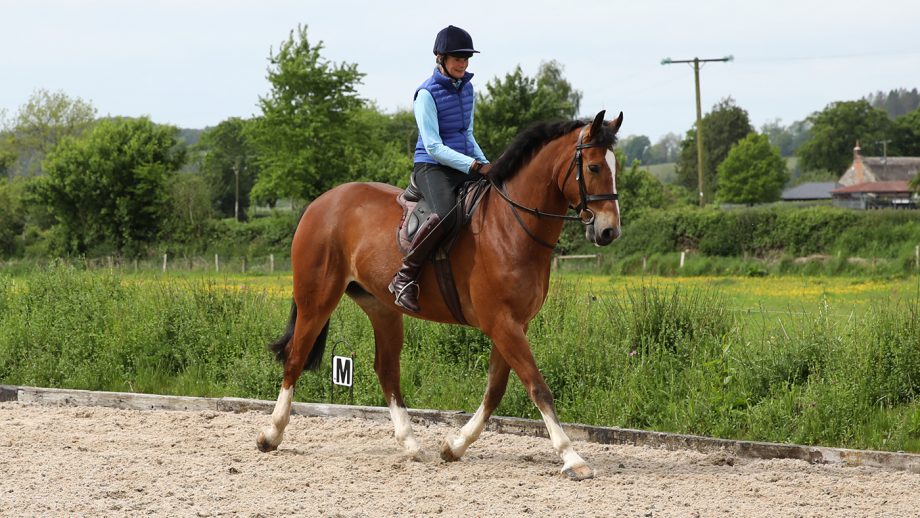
[{"xmin": 414, "ymin": 88, "xmax": 489, "ymax": 173}]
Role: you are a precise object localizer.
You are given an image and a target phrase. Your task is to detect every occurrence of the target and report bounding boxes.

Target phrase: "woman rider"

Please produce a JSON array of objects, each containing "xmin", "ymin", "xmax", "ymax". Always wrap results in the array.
[{"xmin": 389, "ymin": 25, "xmax": 491, "ymax": 313}]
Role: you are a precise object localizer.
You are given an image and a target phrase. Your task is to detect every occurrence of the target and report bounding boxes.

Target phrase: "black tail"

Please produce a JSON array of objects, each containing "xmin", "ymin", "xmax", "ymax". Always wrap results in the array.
[{"xmin": 267, "ymin": 301, "xmax": 330, "ymax": 372}]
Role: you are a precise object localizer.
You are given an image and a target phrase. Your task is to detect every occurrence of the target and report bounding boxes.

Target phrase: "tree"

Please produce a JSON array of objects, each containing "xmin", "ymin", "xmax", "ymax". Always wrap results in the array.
[
  {"xmin": 646, "ymin": 133, "xmax": 681, "ymax": 164},
  {"xmin": 892, "ymin": 107, "xmax": 920, "ymax": 157},
  {"xmin": 197, "ymin": 117, "xmax": 259, "ymax": 220},
  {"xmin": 475, "ymin": 61, "xmax": 581, "ymax": 159},
  {"xmin": 867, "ymin": 88, "xmax": 920, "ymax": 119},
  {"xmin": 346, "ymin": 106, "xmax": 413, "ymax": 188},
  {"xmin": 249, "ymin": 25, "xmax": 365, "ymax": 206},
  {"xmin": 675, "ymin": 97, "xmax": 753, "ymax": 203},
  {"xmin": 617, "ymin": 158, "xmax": 674, "ymax": 216},
  {"xmin": 0, "ymin": 178, "xmax": 26, "ymax": 256},
  {"xmin": 8, "ymin": 89, "xmax": 96, "ymax": 177},
  {"xmin": 33, "ymin": 117, "xmax": 186, "ymax": 256},
  {"xmin": 163, "ymin": 173, "xmax": 214, "ymax": 245},
  {"xmin": 716, "ymin": 133, "xmax": 788, "ymax": 205},
  {"xmin": 796, "ymin": 100, "xmax": 892, "ymax": 174},
  {"xmin": 620, "ymin": 135, "xmax": 651, "ymax": 165},
  {"xmin": 760, "ymin": 118, "xmax": 810, "ymax": 157}
]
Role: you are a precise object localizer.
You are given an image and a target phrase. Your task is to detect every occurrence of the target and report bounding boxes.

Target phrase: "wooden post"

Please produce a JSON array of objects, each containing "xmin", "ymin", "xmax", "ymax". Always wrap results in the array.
[
  {"xmin": 162, "ymin": 254, "xmax": 167, "ymax": 273},
  {"xmin": 270, "ymin": 254, "xmax": 275, "ymax": 274},
  {"xmin": 680, "ymin": 250, "xmax": 686, "ymax": 268},
  {"xmin": 915, "ymin": 245, "xmax": 919, "ymax": 269},
  {"xmin": 642, "ymin": 257, "xmax": 648, "ymax": 271},
  {"xmin": 215, "ymin": 254, "xmax": 219, "ymax": 273}
]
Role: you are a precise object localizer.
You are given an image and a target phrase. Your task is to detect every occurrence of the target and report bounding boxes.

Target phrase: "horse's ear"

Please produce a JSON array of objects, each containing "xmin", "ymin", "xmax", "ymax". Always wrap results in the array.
[
  {"xmin": 606, "ymin": 111, "xmax": 624, "ymax": 135},
  {"xmin": 586, "ymin": 110, "xmax": 606, "ymax": 141}
]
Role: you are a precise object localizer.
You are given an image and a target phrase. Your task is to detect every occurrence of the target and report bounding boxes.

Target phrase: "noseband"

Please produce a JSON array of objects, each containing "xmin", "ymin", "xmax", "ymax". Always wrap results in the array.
[{"xmin": 487, "ymin": 126, "xmax": 618, "ymax": 248}]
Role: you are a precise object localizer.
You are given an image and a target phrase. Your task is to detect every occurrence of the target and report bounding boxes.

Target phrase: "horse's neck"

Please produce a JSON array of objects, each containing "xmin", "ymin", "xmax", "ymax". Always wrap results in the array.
[{"xmin": 483, "ymin": 139, "xmax": 570, "ymax": 256}]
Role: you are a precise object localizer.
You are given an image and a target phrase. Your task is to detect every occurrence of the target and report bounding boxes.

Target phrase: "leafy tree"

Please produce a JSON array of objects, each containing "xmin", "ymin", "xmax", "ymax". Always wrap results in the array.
[
  {"xmin": 0, "ymin": 145, "xmax": 15, "ymax": 182},
  {"xmin": 867, "ymin": 88, "xmax": 920, "ymax": 119},
  {"xmin": 347, "ymin": 106, "xmax": 413, "ymax": 188},
  {"xmin": 475, "ymin": 61, "xmax": 581, "ymax": 159},
  {"xmin": 675, "ymin": 97, "xmax": 753, "ymax": 203},
  {"xmin": 892, "ymin": 107, "xmax": 920, "ymax": 157},
  {"xmin": 620, "ymin": 135, "xmax": 651, "ymax": 165},
  {"xmin": 716, "ymin": 133, "xmax": 788, "ymax": 205},
  {"xmin": 250, "ymin": 25, "xmax": 365, "ymax": 206},
  {"xmin": 0, "ymin": 179, "xmax": 26, "ymax": 256},
  {"xmin": 646, "ymin": 133, "xmax": 681, "ymax": 164},
  {"xmin": 163, "ymin": 173, "xmax": 214, "ymax": 245},
  {"xmin": 197, "ymin": 117, "xmax": 259, "ymax": 220},
  {"xmin": 760, "ymin": 118, "xmax": 810, "ymax": 157},
  {"xmin": 33, "ymin": 117, "xmax": 186, "ymax": 256},
  {"xmin": 797, "ymin": 100, "xmax": 892, "ymax": 174},
  {"xmin": 617, "ymin": 158, "xmax": 675, "ymax": 216},
  {"xmin": 8, "ymin": 89, "xmax": 96, "ymax": 177}
]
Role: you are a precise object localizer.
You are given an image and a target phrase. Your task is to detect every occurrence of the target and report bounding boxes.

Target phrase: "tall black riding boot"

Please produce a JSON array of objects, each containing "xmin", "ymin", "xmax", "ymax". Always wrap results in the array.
[{"xmin": 389, "ymin": 214, "xmax": 444, "ymax": 313}]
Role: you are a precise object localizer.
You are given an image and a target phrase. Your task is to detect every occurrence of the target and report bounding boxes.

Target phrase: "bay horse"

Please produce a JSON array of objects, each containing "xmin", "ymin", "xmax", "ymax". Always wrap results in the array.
[{"xmin": 256, "ymin": 110, "xmax": 623, "ymax": 480}]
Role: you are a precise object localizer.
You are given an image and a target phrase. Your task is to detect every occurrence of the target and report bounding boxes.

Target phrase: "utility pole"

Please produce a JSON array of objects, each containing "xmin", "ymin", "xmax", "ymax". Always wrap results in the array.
[
  {"xmin": 661, "ymin": 55, "xmax": 733, "ymax": 206},
  {"xmin": 233, "ymin": 160, "xmax": 240, "ymax": 222},
  {"xmin": 876, "ymin": 139, "xmax": 892, "ymax": 162}
]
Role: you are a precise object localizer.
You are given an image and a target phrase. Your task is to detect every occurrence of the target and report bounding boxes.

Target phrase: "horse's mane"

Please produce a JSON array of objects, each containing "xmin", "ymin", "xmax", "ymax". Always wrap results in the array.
[{"xmin": 489, "ymin": 118, "xmax": 619, "ymax": 184}]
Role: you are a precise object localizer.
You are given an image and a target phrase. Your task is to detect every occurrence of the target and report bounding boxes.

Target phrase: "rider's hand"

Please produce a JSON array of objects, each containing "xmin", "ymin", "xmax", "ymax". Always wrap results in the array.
[{"xmin": 479, "ymin": 163, "xmax": 493, "ymax": 176}]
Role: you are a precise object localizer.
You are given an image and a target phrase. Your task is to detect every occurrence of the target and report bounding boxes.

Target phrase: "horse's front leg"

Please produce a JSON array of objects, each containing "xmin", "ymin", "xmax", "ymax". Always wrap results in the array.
[
  {"xmin": 441, "ymin": 346, "xmax": 511, "ymax": 461},
  {"xmin": 485, "ymin": 322, "xmax": 594, "ymax": 480}
]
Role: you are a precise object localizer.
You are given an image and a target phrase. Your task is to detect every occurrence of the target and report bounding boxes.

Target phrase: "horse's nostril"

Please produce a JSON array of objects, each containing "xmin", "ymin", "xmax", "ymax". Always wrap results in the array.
[{"xmin": 601, "ymin": 227, "xmax": 617, "ymax": 241}]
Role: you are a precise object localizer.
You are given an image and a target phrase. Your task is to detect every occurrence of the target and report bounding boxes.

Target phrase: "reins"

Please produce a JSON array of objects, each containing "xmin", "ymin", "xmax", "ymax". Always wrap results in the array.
[{"xmin": 486, "ymin": 126, "xmax": 618, "ymax": 249}]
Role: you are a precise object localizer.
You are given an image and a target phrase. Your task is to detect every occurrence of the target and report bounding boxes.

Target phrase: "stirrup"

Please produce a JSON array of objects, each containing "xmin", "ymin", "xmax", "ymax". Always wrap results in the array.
[{"xmin": 389, "ymin": 280, "xmax": 420, "ymax": 312}]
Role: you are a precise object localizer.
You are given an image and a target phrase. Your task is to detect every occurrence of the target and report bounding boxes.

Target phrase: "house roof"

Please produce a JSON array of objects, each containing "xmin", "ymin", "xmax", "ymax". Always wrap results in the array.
[
  {"xmin": 860, "ymin": 157, "xmax": 920, "ymax": 181},
  {"xmin": 781, "ymin": 182, "xmax": 839, "ymax": 200},
  {"xmin": 830, "ymin": 181, "xmax": 913, "ymax": 194}
]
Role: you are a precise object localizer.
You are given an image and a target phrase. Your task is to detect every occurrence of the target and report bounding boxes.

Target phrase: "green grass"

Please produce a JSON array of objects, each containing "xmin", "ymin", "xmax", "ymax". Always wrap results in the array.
[{"xmin": 1, "ymin": 265, "xmax": 919, "ymax": 453}]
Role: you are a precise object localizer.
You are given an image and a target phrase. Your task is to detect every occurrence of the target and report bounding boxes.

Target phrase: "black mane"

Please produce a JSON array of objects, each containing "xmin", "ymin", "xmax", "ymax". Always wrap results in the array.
[{"xmin": 489, "ymin": 118, "xmax": 619, "ymax": 183}]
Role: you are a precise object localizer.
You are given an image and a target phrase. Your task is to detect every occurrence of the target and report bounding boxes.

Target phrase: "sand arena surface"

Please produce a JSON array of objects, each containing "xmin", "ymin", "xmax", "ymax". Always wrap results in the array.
[{"xmin": 1, "ymin": 402, "xmax": 919, "ymax": 517}]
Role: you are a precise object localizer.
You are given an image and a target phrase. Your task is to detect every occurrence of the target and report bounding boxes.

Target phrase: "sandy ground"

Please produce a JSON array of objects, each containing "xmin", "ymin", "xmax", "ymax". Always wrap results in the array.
[{"xmin": 1, "ymin": 402, "xmax": 919, "ymax": 517}]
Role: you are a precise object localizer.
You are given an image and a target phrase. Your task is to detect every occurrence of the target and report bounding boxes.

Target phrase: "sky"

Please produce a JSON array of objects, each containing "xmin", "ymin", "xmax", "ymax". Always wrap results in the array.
[{"xmin": 3, "ymin": 0, "xmax": 920, "ymax": 142}]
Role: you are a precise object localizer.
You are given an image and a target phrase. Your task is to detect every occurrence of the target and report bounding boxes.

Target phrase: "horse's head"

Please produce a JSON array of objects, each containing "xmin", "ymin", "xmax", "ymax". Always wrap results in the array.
[{"xmin": 561, "ymin": 110, "xmax": 623, "ymax": 246}]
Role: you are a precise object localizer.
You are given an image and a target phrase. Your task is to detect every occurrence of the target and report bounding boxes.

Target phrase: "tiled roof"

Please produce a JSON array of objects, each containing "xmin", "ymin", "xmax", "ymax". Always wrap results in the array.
[
  {"xmin": 781, "ymin": 182, "xmax": 839, "ymax": 200},
  {"xmin": 862, "ymin": 157, "xmax": 920, "ymax": 182},
  {"xmin": 831, "ymin": 181, "xmax": 912, "ymax": 194}
]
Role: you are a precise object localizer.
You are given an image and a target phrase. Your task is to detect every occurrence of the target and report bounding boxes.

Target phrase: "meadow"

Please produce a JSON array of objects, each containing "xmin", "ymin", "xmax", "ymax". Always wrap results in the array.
[{"xmin": 1, "ymin": 265, "xmax": 919, "ymax": 453}]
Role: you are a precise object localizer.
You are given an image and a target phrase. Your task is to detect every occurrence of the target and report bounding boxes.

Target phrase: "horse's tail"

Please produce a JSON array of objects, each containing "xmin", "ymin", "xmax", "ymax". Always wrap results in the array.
[{"xmin": 267, "ymin": 301, "xmax": 329, "ymax": 372}]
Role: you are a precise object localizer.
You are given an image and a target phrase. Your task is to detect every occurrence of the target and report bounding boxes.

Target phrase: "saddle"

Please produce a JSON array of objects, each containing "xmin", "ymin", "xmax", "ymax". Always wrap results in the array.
[{"xmin": 395, "ymin": 172, "xmax": 490, "ymax": 325}]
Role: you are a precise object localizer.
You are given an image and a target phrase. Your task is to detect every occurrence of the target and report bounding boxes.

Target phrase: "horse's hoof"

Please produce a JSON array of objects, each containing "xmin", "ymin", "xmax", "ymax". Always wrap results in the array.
[
  {"xmin": 256, "ymin": 431, "xmax": 278, "ymax": 453},
  {"xmin": 440, "ymin": 439, "xmax": 461, "ymax": 462},
  {"xmin": 562, "ymin": 464, "xmax": 595, "ymax": 481}
]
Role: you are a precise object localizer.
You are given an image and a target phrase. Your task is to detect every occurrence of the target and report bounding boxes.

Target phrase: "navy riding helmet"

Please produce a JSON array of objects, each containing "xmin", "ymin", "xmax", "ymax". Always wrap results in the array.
[{"xmin": 433, "ymin": 25, "xmax": 479, "ymax": 57}]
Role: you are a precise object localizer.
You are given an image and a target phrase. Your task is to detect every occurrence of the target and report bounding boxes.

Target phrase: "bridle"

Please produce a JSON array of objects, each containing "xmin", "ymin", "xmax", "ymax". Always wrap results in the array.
[{"xmin": 487, "ymin": 126, "xmax": 618, "ymax": 249}]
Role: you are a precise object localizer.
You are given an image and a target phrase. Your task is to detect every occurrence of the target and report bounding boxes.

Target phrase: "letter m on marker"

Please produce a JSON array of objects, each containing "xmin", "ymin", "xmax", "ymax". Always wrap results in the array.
[{"xmin": 333, "ymin": 356, "xmax": 353, "ymax": 387}]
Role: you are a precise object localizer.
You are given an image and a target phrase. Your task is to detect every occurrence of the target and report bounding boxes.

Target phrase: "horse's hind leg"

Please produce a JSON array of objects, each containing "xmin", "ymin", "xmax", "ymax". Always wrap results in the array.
[
  {"xmin": 256, "ymin": 297, "xmax": 338, "ymax": 453},
  {"xmin": 441, "ymin": 346, "xmax": 510, "ymax": 461},
  {"xmin": 350, "ymin": 291, "xmax": 420, "ymax": 454}
]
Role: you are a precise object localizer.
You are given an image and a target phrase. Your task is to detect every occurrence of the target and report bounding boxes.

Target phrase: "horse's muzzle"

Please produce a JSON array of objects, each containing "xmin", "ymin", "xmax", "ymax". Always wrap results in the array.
[{"xmin": 586, "ymin": 218, "xmax": 620, "ymax": 246}]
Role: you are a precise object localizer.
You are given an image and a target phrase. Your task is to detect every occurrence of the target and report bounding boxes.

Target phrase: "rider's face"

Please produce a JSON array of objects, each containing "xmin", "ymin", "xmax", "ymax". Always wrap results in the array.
[{"xmin": 442, "ymin": 55, "xmax": 469, "ymax": 80}]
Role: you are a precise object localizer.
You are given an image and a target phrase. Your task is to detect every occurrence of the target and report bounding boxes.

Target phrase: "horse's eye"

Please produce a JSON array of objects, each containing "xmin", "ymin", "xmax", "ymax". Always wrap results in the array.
[{"xmin": 588, "ymin": 164, "xmax": 600, "ymax": 174}]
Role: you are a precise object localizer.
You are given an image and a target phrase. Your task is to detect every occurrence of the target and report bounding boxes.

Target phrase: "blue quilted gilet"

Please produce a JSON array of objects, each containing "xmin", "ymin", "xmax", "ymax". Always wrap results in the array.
[{"xmin": 414, "ymin": 68, "xmax": 475, "ymax": 164}]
